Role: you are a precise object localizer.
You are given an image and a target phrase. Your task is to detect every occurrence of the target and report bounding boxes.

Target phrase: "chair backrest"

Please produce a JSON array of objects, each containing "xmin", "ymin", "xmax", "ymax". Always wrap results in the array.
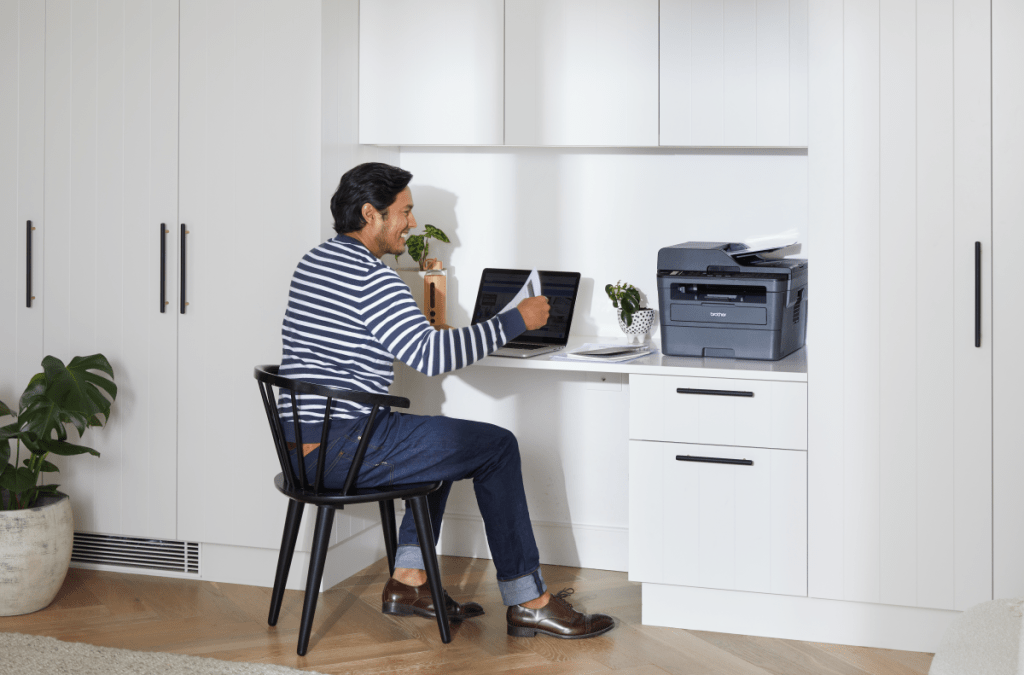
[{"xmin": 253, "ymin": 365, "xmax": 410, "ymax": 496}]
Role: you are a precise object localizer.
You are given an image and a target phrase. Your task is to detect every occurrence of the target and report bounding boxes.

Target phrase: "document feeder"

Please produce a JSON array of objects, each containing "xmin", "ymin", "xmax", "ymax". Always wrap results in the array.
[{"xmin": 656, "ymin": 242, "xmax": 808, "ymax": 360}]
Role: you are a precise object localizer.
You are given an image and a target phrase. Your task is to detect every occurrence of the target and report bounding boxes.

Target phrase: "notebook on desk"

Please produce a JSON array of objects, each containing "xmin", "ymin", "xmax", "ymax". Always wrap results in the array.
[{"xmin": 471, "ymin": 268, "xmax": 582, "ymax": 358}]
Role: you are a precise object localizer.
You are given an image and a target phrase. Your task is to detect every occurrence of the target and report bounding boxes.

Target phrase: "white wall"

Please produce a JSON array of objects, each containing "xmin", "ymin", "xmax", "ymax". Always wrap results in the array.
[{"xmin": 397, "ymin": 147, "xmax": 808, "ymax": 336}]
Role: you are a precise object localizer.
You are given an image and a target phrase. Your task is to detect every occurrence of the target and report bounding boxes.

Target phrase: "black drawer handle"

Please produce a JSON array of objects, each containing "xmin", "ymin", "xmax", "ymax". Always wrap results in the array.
[
  {"xmin": 180, "ymin": 224, "xmax": 187, "ymax": 314},
  {"xmin": 26, "ymin": 220, "xmax": 33, "ymax": 308},
  {"xmin": 676, "ymin": 387, "xmax": 753, "ymax": 398},
  {"xmin": 160, "ymin": 223, "xmax": 167, "ymax": 313},
  {"xmin": 676, "ymin": 455, "xmax": 754, "ymax": 466},
  {"xmin": 975, "ymin": 241, "xmax": 981, "ymax": 348}
]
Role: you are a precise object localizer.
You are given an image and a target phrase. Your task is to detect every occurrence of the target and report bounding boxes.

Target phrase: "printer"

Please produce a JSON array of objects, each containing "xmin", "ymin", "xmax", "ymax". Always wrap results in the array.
[{"xmin": 656, "ymin": 242, "xmax": 807, "ymax": 361}]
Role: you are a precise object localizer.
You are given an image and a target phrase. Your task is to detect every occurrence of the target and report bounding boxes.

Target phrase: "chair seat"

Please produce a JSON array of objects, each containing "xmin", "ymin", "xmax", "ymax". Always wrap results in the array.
[{"xmin": 273, "ymin": 473, "xmax": 443, "ymax": 507}]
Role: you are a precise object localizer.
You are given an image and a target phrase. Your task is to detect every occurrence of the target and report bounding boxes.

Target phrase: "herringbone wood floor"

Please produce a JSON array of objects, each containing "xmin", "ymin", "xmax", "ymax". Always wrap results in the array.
[{"xmin": 0, "ymin": 557, "xmax": 933, "ymax": 675}]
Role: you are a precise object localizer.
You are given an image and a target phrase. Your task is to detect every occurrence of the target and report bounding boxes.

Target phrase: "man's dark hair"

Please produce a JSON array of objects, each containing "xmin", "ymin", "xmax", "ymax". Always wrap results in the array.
[{"xmin": 330, "ymin": 162, "xmax": 413, "ymax": 235}]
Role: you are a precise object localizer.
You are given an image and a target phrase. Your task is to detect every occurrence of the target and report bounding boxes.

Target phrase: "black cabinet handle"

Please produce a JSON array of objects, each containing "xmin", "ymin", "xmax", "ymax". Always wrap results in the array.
[
  {"xmin": 676, "ymin": 387, "xmax": 753, "ymax": 398},
  {"xmin": 676, "ymin": 455, "xmax": 754, "ymax": 466},
  {"xmin": 975, "ymin": 241, "xmax": 981, "ymax": 348},
  {"xmin": 26, "ymin": 220, "xmax": 33, "ymax": 308},
  {"xmin": 180, "ymin": 224, "xmax": 187, "ymax": 314},
  {"xmin": 160, "ymin": 223, "xmax": 167, "ymax": 313}
]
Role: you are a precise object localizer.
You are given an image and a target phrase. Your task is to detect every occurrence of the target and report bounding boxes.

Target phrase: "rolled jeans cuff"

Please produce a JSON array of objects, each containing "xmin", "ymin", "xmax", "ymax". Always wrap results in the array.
[
  {"xmin": 498, "ymin": 568, "xmax": 547, "ymax": 607},
  {"xmin": 394, "ymin": 545, "xmax": 425, "ymax": 571}
]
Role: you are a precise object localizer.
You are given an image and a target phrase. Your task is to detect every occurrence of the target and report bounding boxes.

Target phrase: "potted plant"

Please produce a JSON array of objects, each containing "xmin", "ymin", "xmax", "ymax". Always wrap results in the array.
[
  {"xmin": 605, "ymin": 281, "xmax": 655, "ymax": 342},
  {"xmin": 0, "ymin": 354, "xmax": 117, "ymax": 616},
  {"xmin": 395, "ymin": 224, "xmax": 450, "ymax": 271}
]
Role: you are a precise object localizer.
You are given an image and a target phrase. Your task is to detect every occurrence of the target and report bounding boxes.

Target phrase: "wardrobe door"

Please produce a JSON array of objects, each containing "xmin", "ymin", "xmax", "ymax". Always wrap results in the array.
[
  {"xmin": 42, "ymin": 0, "xmax": 179, "ymax": 538},
  {"xmin": 0, "ymin": 0, "xmax": 44, "ymax": 405},
  {"xmin": 177, "ymin": 0, "xmax": 321, "ymax": 547}
]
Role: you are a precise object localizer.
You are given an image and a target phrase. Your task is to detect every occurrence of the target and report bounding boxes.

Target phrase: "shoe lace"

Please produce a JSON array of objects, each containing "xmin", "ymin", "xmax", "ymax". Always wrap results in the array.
[{"xmin": 553, "ymin": 588, "xmax": 576, "ymax": 610}]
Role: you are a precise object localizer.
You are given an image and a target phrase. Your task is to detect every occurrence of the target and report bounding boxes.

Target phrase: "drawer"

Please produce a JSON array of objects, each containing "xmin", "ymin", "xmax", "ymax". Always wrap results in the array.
[
  {"xmin": 628, "ymin": 440, "xmax": 807, "ymax": 596},
  {"xmin": 629, "ymin": 374, "xmax": 807, "ymax": 450}
]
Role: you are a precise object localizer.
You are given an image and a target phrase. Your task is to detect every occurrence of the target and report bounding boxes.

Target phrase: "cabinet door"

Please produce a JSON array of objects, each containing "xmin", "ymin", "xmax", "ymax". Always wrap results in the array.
[
  {"xmin": 359, "ymin": 0, "xmax": 504, "ymax": 145},
  {"xmin": 0, "ymin": 0, "xmax": 44, "ymax": 405},
  {"xmin": 505, "ymin": 0, "xmax": 659, "ymax": 146},
  {"xmin": 42, "ymin": 0, "xmax": 179, "ymax": 539},
  {"xmin": 660, "ymin": 0, "xmax": 808, "ymax": 147},
  {"xmin": 808, "ymin": 0, "xmax": 991, "ymax": 611},
  {"xmin": 993, "ymin": 0, "xmax": 1024, "ymax": 601},
  {"xmin": 629, "ymin": 440, "xmax": 806, "ymax": 596},
  {"xmin": 177, "ymin": 0, "xmax": 322, "ymax": 548}
]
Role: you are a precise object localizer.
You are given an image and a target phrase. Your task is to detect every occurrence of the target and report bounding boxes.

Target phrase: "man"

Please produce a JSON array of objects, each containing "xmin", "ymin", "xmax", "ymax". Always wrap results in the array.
[{"xmin": 278, "ymin": 162, "xmax": 614, "ymax": 639}]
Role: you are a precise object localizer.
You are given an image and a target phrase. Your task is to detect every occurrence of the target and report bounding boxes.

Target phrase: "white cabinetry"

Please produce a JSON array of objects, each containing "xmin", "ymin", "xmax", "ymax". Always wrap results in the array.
[
  {"xmin": 660, "ymin": 0, "xmax": 808, "ymax": 147},
  {"xmin": 629, "ymin": 373, "xmax": 807, "ymax": 598},
  {"xmin": 358, "ymin": 0, "xmax": 504, "ymax": 145},
  {"xmin": 808, "ymin": 0, "xmax": 991, "ymax": 611},
  {"xmin": 504, "ymin": 0, "xmax": 659, "ymax": 146},
  {"xmin": 0, "ymin": 0, "xmax": 44, "ymax": 401}
]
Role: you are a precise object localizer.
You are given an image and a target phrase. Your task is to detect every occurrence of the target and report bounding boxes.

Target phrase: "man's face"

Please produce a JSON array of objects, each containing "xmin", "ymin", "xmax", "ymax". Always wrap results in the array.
[{"xmin": 370, "ymin": 187, "xmax": 416, "ymax": 258}]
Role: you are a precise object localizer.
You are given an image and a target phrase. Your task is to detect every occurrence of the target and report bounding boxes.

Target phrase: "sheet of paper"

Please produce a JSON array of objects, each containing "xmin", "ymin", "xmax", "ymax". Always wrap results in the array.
[{"xmin": 498, "ymin": 269, "xmax": 541, "ymax": 314}]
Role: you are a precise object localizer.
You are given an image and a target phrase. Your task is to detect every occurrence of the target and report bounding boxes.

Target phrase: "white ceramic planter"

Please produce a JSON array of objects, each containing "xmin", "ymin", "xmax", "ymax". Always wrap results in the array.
[
  {"xmin": 0, "ymin": 492, "xmax": 74, "ymax": 616},
  {"xmin": 618, "ymin": 308, "xmax": 655, "ymax": 343}
]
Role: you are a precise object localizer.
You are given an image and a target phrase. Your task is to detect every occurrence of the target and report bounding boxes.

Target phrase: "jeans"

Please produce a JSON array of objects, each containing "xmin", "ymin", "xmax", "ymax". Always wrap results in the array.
[{"xmin": 288, "ymin": 410, "xmax": 547, "ymax": 606}]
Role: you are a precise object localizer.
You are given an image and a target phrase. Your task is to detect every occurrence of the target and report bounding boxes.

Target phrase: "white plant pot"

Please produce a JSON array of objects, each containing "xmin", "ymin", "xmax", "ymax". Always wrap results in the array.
[
  {"xmin": 618, "ymin": 308, "xmax": 655, "ymax": 343},
  {"xmin": 0, "ymin": 492, "xmax": 74, "ymax": 616}
]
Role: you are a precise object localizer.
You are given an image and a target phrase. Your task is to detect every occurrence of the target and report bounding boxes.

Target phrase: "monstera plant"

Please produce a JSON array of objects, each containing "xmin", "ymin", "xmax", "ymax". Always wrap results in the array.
[{"xmin": 0, "ymin": 354, "xmax": 117, "ymax": 510}]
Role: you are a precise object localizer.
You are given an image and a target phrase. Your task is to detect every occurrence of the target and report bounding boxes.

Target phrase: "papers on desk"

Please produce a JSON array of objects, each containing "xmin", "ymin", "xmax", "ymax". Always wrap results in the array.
[
  {"xmin": 552, "ymin": 343, "xmax": 657, "ymax": 364},
  {"xmin": 498, "ymin": 269, "xmax": 541, "ymax": 313}
]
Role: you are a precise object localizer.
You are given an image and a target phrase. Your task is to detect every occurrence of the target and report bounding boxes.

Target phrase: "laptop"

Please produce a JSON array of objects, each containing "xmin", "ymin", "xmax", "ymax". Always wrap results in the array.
[{"xmin": 471, "ymin": 268, "xmax": 582, "ymax": 359}]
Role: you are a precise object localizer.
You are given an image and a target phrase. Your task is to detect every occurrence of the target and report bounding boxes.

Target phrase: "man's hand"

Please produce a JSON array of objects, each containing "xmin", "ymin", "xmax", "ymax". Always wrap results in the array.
[{"xmin": 518, "ymin": 296, "xmax": 551, "ymax": 331}]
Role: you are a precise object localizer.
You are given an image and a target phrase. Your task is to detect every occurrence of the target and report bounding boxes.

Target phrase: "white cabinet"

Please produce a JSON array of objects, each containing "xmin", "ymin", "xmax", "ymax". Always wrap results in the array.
[
  {"xmin": 358, "ymin": 0, "xmax": 504, "ymax": 145},
  {"xmin": 808, "ymin": 0, "xmax": 991, "ymax": 611},
  {"xmin": 630, "ymin": 441, "xmax": 806, "ymax": 596},
  {"xmin": 628, "ymin": 373, "xmax": 807, "ymax": 597},
  {"xmin": 176, "ymin": 0, "xmax": 322, "ymax": 549},
  {"xmin": 0, "ymin": 0, "xmax": 44, "ymax": 401},
  {"xmin": 992, "ymin": 0, "xmax": 1024, "ymax": 601},
  {"xmin": 36, "ymin": 0, "xmax": 179, "ymax": 539},
  {"xmin": 504, "ymin": 0, "xmax": 659, "ymax": 146},
  {"xmin": 660, "ymin": 0, "xmax": 808, "ymax": 147}
]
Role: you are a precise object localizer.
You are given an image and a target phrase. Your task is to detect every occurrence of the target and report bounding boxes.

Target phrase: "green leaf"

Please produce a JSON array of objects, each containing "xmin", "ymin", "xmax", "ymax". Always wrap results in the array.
[
  {"xmin": 45, "ymin": 354, "xmax": 117, "ymax": 421},
  {"xmin": 423, "ymin": 224, "xmax": 450, "ymax": 243},
  {"xmin": 0, "ymin": 465, "xmax": 38, "ymax": 494},
  {"xmin": 0, "ymin": 439, "xmax": 9, "ymax": 469},
  {"xmin": 0, "ymin": 399, "xmax": 12, "ymax": 419},
  {"xmin": 406, "ymin": 235, "xmax": 425, "ymax": 263},
  {"xmin": 35, "ymin": 437, "xmax": 100, "ymax": 458},
  {"xmin": 25, "ymin": 458, "xmax": 59, "ymax": 474}
]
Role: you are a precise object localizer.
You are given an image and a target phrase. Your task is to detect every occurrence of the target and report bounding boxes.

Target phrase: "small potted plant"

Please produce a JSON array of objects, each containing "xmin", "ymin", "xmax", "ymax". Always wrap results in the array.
[
  {"xmin": 0, "ymin": 354, "xmax": 117, "ymax": 616},
  {"xmin": 396, "ymin": 224, "xmax": 450, "ymax": 271},
  {"xmin": 606, "ymin": 281, "xmax": 655, "ymax": 342}
]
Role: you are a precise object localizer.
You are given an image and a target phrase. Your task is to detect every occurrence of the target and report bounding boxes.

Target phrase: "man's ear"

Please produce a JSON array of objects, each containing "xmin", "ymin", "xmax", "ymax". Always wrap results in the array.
[{"xmin": 360, "ymin": 202, "xmax": 378, "ymax": 227}]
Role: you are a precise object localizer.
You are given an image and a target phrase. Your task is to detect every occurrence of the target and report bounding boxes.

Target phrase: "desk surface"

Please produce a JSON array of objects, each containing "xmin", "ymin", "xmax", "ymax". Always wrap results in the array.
[{"xmin": 475, "ymin": 336, "xmax": 807, "ymax": 382}]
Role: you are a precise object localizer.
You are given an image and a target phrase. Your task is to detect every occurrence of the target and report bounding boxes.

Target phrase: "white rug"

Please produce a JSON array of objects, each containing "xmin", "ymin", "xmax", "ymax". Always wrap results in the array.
[{"xmin": 0, "ymin": 632, "xmax": 324, "ymax": 675}]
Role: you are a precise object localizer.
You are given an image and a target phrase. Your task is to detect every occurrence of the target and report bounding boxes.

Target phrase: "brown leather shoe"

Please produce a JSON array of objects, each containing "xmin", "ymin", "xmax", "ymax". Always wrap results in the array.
[
  {"xmin": 506, "ymin": 588, "xmax": 615, "ymax": 639},
  {"xmin": 381, "ymin": 578, "xmax": 484, "ymax": 621}
]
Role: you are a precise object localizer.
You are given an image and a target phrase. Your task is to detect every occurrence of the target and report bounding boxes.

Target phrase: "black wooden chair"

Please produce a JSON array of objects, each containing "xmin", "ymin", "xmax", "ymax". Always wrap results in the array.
[{"xmin": 254, "ymin": 365, "xmax": 451, "ymax": 655}]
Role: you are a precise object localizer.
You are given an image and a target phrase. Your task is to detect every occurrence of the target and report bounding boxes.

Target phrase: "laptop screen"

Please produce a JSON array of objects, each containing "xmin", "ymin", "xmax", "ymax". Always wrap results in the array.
[{"xmin": 471, "ymin": 269, "xmax": 581, "ymax": 345}]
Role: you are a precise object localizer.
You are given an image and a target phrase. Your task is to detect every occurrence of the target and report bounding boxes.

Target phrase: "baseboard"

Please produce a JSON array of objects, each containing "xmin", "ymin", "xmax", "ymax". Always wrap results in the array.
[
  {"xmin": 641, "ymin": 582, "xmax": 959, "ymax": 653},
  {"xmin": 195, "ymin": 524, "xmax": 386, "ymax": 591},
  {"xmin": 437, "ymin": 513, "xmax": 628, "ymax": 572}
]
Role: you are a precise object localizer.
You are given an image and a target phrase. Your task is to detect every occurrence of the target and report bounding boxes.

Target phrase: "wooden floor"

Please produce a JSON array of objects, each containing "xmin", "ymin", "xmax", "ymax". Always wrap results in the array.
[{"xmin": 0, "ymin": 557, "xmax": 934, "ymax": 675}]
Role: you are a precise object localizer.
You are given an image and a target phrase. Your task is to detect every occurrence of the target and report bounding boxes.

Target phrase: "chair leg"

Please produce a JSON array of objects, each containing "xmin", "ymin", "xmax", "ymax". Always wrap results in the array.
[
  {"xmin": 297, "ymin": 505, "xmax": 335, "ymax": 656},
  {"xmin": 378, "ymin": 500, "xmax": 398, "ymax": 577},
  {"xmin": 269, "ymin": 499, "xmax": 304, "ymax": 626},
  {"xmin": 408, "ymin": 496, "xmax": 451, "ymax": 644}
]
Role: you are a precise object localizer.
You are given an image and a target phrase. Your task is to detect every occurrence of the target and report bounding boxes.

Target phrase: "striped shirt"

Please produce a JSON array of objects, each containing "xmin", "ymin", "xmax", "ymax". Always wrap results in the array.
[{"xmin": 278, "ymin": 236, "xmax": 526, "ymax": 440}]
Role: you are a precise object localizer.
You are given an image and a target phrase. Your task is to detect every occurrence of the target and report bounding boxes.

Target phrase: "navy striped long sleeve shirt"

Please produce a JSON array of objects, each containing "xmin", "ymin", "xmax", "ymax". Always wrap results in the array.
[{"xmin": 278, "ymin": 236, "xmax": 526, "ymax": 440}]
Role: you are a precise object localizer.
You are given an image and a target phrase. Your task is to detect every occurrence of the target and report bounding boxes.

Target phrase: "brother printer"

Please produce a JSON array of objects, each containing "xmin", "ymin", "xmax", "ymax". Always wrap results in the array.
[{"xmin": 656, "ymin": 242, "xmax": 808, "ymax": 361}]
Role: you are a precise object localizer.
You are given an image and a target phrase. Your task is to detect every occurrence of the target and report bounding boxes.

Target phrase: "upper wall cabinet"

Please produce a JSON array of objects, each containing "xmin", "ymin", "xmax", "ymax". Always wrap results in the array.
[
  {"xmin": 359, "ymin": 0, "xmax": 504, "ymax": 145},
  {"xmin": 505, "ymin": 0, "xmax": 659, "ymax": 146},
  {"xmin": 661, "ymin": 0, "xmax": 808, "ymax": 147}
]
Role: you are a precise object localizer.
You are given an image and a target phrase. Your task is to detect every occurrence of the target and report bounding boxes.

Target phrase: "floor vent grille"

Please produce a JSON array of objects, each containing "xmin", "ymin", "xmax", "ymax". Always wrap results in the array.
[{"xmin": 72, "ymin": 532, "xmax": 200, "ymax": 575}]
